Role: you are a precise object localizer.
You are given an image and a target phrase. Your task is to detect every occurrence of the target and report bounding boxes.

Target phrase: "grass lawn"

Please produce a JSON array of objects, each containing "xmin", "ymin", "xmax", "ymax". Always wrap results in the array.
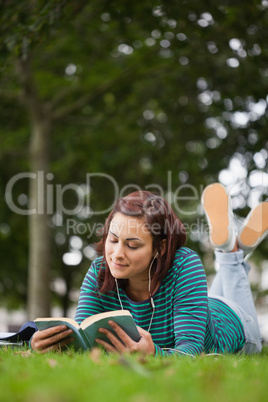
[{"xmin": 0, "ymin": 346, "xmax": 267, "ymax": 402}]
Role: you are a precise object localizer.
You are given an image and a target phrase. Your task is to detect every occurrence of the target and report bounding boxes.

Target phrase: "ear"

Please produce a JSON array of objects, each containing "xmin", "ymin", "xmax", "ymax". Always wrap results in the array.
[{"xmin": 159, "ymin": 239, "xmax": 167, "ymax": 256}]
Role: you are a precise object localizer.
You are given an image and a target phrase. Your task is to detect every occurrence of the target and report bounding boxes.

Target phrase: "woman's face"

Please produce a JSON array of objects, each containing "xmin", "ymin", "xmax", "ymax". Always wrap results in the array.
[{"xmin": 105, "ymin": 213, "xmax": 155, "ymax": 283}]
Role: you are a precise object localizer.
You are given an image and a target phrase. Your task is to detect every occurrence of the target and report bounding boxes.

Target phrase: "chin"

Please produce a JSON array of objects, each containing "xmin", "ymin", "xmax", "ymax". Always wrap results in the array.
[{"xmin": 111, "ymin": 271, "xmax": 127, "ymax": 280}]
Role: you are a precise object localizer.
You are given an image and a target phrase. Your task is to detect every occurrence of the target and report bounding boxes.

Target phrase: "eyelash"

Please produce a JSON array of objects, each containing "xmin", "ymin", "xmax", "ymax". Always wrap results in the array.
[{"xmin": 109, "ymin": 239, "xmax": 138, "ymax": 250}]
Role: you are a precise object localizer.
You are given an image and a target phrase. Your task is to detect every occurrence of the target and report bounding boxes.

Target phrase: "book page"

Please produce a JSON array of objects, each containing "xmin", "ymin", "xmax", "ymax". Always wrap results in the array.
[
  {"xmin": 35, "ymin": 317, "xmax": 80, "ymax": 330},
  {"xmin": 0, "ymin": 332, "xmax": 16, "ymax": 339}
]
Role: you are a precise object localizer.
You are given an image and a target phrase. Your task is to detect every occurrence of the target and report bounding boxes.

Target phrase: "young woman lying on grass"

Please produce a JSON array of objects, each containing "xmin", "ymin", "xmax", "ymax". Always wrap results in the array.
[{"xmin": 31, "ymin": 183, "xmax": 267, "ymax": 356}]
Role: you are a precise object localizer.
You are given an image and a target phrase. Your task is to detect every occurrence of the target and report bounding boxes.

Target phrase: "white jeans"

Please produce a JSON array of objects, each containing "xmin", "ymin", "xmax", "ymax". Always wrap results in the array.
[{"xmin": 209, "ymin": 249, "xmax": 262, "ymax": 354}]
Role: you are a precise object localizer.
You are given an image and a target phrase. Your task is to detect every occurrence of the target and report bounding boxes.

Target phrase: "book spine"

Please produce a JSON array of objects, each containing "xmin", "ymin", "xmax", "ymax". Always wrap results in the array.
[{"xmin": 79, "ymin": 329, "xmax": 93, "ymax": 349}]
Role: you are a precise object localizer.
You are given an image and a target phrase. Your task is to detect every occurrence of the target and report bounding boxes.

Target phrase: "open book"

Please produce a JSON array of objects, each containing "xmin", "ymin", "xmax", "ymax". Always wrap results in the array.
[{"xmin": 35, "ymin": 310, "xmax": 141, "ymax": 351}]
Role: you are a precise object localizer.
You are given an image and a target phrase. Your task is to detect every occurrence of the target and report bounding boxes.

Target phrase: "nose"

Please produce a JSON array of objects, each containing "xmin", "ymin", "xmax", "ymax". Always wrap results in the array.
[{"xmin": 113, "ymin": 242, "xmax": 125, "ymax": 260}]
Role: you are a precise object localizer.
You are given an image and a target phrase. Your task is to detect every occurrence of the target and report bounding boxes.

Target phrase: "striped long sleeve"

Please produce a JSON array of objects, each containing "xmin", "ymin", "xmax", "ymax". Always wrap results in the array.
[{"xmin": 74, "ymin": 247, "xmax": 245, "ymax": 356}]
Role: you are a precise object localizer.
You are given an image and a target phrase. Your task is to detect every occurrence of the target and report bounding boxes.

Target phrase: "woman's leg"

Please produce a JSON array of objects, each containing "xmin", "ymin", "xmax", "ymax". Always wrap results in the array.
[
  {"xmin": 211, "ymin": 250, "xmax": 258, "ymax": 326},
  {"xmin": 238, "ymin": 201, "xmax": 268, "ymax": 253},
  {"xmin": 210, "ymin": 250, "xmax": 262, "ymax": 353},
  {"xmin": 209, "ymin": 249, "xmax": 250, "ymax": 297},
  {"xmin": 202, "ymin": 183, "xmax": 263, "ymax": 353}
]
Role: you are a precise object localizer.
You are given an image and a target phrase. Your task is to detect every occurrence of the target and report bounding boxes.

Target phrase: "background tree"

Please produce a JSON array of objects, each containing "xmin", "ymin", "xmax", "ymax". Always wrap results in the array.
[{"xmin": 0, "ymin": 0, "xmax": 267, "ymax": 318}]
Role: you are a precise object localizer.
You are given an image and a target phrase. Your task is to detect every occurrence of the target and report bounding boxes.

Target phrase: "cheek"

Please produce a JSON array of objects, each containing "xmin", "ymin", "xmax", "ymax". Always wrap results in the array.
[
  {"xmin": 104, "ymin": 240, "xmax": 112, "ymax": 259},
  {"xmin": 132, "ymin": 249, "xmax": 152, "ymax": 266},
  {"xmin": 105, "ymin": 241, "xmax": 111, "ymax": 251}
]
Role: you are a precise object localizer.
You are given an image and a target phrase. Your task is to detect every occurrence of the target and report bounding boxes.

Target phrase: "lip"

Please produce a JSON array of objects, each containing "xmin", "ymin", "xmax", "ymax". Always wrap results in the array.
[{"xmin": 111, "ymin": 260, "xmax": 128, "ymax": 268}]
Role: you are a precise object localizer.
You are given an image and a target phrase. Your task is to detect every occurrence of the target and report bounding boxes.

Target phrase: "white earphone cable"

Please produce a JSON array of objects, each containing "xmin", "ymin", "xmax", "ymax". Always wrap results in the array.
[
  {"xmin": 115, "ymin": 278, "xmax": 124, "ymax": 310},
  {"xmin": 147, "ymin": 254, "xmax": 157, "ymax": 332},
  {"xmin": 114, "ymin": 253, "xmax": 158, "ymax": 332}
]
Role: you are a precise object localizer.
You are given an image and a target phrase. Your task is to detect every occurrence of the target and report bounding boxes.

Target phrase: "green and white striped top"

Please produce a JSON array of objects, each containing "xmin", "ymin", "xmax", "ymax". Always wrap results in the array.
[{"xmin": 75, "ymin": 247, "xmax": 245, "ymax": 356}]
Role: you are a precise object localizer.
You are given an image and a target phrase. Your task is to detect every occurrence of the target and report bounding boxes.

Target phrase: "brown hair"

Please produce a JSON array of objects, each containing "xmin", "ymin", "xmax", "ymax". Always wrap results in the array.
[{"xmin": 95, "ymin": 191, "xmax": 186, "ymax": 294}]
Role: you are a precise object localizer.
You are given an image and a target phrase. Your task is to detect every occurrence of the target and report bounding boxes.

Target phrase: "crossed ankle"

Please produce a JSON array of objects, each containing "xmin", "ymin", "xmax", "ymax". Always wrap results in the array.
[{"xmin": 202, "ymin": 184, "xmax": 268, "ymax": 255}]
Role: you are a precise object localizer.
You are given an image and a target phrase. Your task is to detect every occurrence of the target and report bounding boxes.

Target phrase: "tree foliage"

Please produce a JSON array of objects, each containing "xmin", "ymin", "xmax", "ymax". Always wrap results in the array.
[{"xmin": 0, "ymin": 0, "xmax": 267, "ymax": 315}]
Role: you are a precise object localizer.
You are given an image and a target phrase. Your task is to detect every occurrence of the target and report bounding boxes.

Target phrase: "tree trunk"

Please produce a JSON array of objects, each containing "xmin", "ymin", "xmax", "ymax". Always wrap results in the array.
[
  {"xmin": 27, "ymin": 117, "xmax": 51, "ymax": 319},
  {"xmin": 16, "ymin": 57, "xmax": 51, "ymax": 319}
]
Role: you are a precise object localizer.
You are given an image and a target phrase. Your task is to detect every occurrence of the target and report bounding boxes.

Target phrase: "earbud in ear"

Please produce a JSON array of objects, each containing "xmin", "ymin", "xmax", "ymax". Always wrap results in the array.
[{"xmin": 154, "ymin": 252, "xmax": 159, "ymax": 259}]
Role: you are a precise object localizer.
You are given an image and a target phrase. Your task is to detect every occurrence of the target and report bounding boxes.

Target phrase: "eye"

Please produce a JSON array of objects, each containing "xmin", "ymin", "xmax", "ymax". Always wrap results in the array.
[
  {"xmin": 127, "ymin": 244, "xmax": 138, "ymax": 250},
  {"xmin": 108, "ymin": 235, "xmax": 118, "ymax": 243}
]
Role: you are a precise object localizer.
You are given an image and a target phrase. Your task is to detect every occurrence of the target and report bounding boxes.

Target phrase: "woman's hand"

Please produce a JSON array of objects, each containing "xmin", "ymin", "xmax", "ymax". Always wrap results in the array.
[
  {"xmin": 30, "ymin": 325, "xmax": 74, "ymax": 353},
  {"xmin": 95, "ymin": 321, "xmax": 155, "ymax": 356}
]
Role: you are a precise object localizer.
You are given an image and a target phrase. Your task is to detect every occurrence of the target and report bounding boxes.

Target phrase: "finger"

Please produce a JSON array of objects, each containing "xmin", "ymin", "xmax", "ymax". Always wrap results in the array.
[
  {"xmin": 136, "ymin": 326, "xmax": 155, "ymax": 355},
  {"xmin": 136, "ymin": 326, "xmax": 153, "ymax": 341},
  {"xmin": 106, "ymin": 321, "xmax": 134, "ymax": 347},
  {"xmin": 98, "ymin": 321, "xmax": 140, "ymax": 354},
  {"xmin": 37, "ymin": 325, "xmax": 69, "ymax": 339},
  {"xmin": 136, "ymin": 326, "xmax": 148, "ymax": 335},
  {"xmin": 33, "ymin": 327, "xmax": 73, "ymax": 345},
  {"xmin": 40, "ymin": 335, "xmax": 75, "ymax": 353},
  {"xmin": 98, "ymin": 326, "xmax": 127, "ymax": 352},
  {"xmin": 95, "ymin": 338, "xmax": 118, "ymax": 354},
  {"xmin": 32, "ymin": 328, "xmax": 73, "ymax": 351},
  {"xmin": 40, "ymin": 336, "xmax": 74, "ymax": 354}
]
